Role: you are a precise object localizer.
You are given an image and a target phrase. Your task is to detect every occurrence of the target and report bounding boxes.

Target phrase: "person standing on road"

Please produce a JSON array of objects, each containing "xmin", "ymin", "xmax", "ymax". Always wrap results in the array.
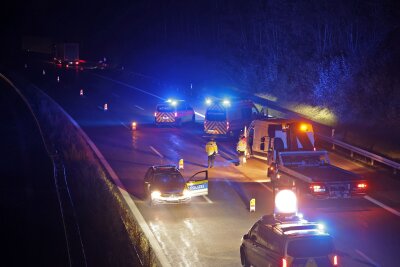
[
  {"xmin": 205, "ymin": 138, "xmax": 218, "ymax": 168},
  {"xmin": 236, "ymin": 135, "xmax": 247, "ymax": 166}
]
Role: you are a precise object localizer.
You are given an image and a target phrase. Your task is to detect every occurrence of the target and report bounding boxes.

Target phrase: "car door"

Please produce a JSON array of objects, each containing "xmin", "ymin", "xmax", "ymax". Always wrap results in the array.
[{"xmin": 186, "ymin": 170, "xmax": 208, "ymax": 197}]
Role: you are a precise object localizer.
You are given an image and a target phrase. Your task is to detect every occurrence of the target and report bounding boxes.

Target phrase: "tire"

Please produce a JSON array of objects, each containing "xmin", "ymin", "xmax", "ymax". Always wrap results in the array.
[{"xmin": 240, "ymin": 248, "xmax": 250, "ymax": 267}]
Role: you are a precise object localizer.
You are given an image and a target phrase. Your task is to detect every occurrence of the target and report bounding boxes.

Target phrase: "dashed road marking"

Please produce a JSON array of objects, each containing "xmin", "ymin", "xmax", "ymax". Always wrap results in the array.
[
  {"xmin": 364, "ymin": 195, "xmax": 400, "ymax": 217},
  {"xmin": 195, "ymin": 111, "xmax": 205, "ymax": 118},
  {"xmin": 355, "ymin": 249, "xmax": 380, "ymax": 267},
  {"xmin": 134, "ymin": 105, "xmax": 144, "ymax": 110},
  {"xmin": 149, "ymin": 146, "xmax": 164, "ymax": 158},
  {"xmin": 119, "ymin": 121, "xmax": 129, "ymax": 129},
  {"xmin": 202, "ymin": 195, "xmax": 213, "ymax": 204}
]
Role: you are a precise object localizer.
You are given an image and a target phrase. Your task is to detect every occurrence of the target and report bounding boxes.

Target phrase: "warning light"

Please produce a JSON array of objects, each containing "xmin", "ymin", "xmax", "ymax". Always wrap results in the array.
[
  {"xmin": 300, "ymin": 123, "xmax": 308, "ymax": 132},
  {"xmin": 205, "ymin": 98, "xmax": 212, "ymax": 105},
  {"xmin": 171, "ymin": 101, "xmax": 177, "ymax": 106},
  {"xmin": 274, "ymin": 189, "xmax": 297, "ymax": 214},
  {"xmin": 222, "ymin": 99, "xmax": 230, "ymax": 106},
  {"xmin": 357, "ymin": 183, "xmax": 367, "ymax": 189},
  {"xmin": 131, "ymin": 121, "xmax": 137, "ymax": 130}
]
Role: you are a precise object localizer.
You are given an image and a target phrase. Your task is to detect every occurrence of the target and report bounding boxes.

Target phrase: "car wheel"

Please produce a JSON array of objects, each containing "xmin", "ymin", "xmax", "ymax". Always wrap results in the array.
[{"xmin": 240, "ymin": 248, "xmax": 250, "ymax": 267}]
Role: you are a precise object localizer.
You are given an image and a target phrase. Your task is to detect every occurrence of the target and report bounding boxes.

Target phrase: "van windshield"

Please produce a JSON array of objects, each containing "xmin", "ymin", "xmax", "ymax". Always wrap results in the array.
[
  {"xmin": 287, "ymin": 236, "xmax": 334, "ymax": 258},
  {"xmin": 157, "ymin": 105, "xmax": 174, "ymax": 112},
  {"xmin": 206, "ymin": 110, "xmax": 226, "ymax": 121}
]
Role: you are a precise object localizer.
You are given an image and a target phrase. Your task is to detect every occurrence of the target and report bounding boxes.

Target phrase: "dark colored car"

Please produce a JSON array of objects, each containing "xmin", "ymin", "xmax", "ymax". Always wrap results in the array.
[
  {"xmin": 144, "ymin": 165, "xmax": 208, "ymax": 205},
  {"xmin": 240, "ymin": 214, "xmax": 339, "ymax": 267}
]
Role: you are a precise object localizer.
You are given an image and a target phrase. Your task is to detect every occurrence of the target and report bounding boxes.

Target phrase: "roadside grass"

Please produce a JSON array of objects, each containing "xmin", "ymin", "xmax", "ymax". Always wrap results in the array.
[{"xmin": 10, "ymin": 73, "xmax": 158, "ymax": 266}]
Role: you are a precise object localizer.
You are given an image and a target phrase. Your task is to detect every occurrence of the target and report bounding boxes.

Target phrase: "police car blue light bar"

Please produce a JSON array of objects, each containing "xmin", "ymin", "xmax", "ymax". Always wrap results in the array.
[
  {"xmin": 222, "ymin": 99, "xmax": 230, "ymax": 106},
  {"xmin": 205, "ymin": 98, "xmax": 212, "ymax": 105}
]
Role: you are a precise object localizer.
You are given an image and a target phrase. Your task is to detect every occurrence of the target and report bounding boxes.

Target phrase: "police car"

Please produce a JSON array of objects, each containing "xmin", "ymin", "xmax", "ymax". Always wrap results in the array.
[
  {"xmin": 154, "ymin": 99, "xmax": 195, "ymax": 126},
  {"xmin": 143, "ymin": 165, "xmax": 208, "ymax": 205},
  {"xmin": 240, "ymin": 190, "xmax": 339, "ymax": 267}
]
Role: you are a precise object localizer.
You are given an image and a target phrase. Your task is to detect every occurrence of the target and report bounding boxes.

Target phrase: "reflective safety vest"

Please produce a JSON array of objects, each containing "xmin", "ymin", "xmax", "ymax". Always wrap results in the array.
[
  {"xmin": 237, "ymin": 139, "xmax": 247, "ymax": 152},
  {"xmin": 205, "ymin": 141, "xmax": 218, "ymax": 156}
]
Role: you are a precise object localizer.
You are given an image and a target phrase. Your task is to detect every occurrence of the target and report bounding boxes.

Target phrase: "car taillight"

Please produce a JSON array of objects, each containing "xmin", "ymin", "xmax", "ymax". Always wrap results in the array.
[
  {"xmin": 154, "ymin": 112, "xmax": 157, "ymax": 117},
  {"xmin": 357, "ymin": 183, "xmax": 367, "ymax": 189},
  {"xmin": 333, "ymin": 254, "xmax": 338, "ymax": 266},
  {"xmin": 310, "ymin": 183, "xmax": 326, "ymax": 193},
  {"xmin": 174, "ymin": 112, "xmax": 178, "ymax": 117},
  {"xmin": 75, "ymin": 61, "xmax": 79, "ymax": 65},
  {"xmin": 281, "ymin": 258, "xmax": 287, "ymax": 267},
  {"xmin": 226, "ymin": 121, "xmax": 229, "ymax": 129}
]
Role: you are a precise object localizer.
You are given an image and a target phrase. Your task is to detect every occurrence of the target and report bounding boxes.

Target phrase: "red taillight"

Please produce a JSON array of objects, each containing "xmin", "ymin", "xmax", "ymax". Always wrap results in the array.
[
  {"xmin": 75, "ymin": 61, "xmax": 79, "ymax": 65},
  {"xmin": 154, "ymin": 112, "xmax": 157, "ymax": 117},
  {"xmin": 281, "ymin": 258, "xmax": 287, "ymax": 267},
  {"xmin": 333, "ymin": 255, "xmax": 338, "ymax": 266},
  {"xmin": 310, "ymin": 183, "xmax": 326, "ymax": 193},
  {"xmin": 174, "ymin": 112, "xmax": 178, "ymax": 117},
  {"xmin": 357, "ymin": 183, "xmax": 367, "ymax": 189}
]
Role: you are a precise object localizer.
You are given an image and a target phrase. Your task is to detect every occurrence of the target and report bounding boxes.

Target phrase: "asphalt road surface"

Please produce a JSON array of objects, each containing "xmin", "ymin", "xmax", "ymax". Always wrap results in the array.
[
  {"xmin": 19, "ymin": 62, "xmax": 400, "ymax": 267},
  {"xmin": 0, "ymin": 76, "xmax": 69, "ymax": 266}
]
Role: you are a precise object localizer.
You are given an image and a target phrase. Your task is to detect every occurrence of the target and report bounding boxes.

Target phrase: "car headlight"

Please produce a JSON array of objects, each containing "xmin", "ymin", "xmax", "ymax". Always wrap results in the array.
[
  {"xmin": 183, "ymin": 189, "xmax": 191, "ymax": 197},
  {"xmin": 151, "ymin": 191, "xmax": 161, "ymax": 199}
]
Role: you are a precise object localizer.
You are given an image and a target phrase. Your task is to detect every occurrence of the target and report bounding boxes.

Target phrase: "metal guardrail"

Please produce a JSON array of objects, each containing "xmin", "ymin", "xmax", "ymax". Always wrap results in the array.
[{"xmin": 316, "ymin": 133, "xmax": 400, "ymax": 174}]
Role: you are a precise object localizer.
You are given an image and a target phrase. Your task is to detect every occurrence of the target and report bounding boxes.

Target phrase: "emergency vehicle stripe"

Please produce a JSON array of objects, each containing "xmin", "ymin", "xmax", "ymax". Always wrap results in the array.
[
  {"xmin": 156, "ymin": 112, "xmax": 175, "ymax": 123},
  {"xmin": 204, "ymin": 121, "xmax": 227, "ymax": 134}
]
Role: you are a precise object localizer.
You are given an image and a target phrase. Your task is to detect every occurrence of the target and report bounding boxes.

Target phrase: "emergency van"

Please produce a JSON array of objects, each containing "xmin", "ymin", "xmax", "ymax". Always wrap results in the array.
[
  {"xmin": 204, "ymin": 99, "xmax": 260, "ymax": 136},
  {"xmin": 154, "ymin": 99, "xmax": 195, "ymax": 126}
]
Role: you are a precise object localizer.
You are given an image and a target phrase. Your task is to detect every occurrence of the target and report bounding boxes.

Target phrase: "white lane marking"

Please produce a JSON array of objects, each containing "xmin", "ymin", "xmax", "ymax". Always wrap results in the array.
[
  {"xmin": 93, "ymin": 73, "xmax": 164, "ymax": 100},
  {"xmin": 149, "ymin": 146, "xmax": 164, "ymax": 158},
  {"xmin": 202, "ymin": 195, "xmax": 213, "ymax": 204},
  {"xmin": 119, "ymin": 121, "xmax": 129, "ymax": 129},
  {"xmin": 355, "ymin": 249, "xmax": 380, "ymax": 267},
  {"xmin": 194, "ymin": 111, "xmax": 205, "ymax": 118},
  {"xmin": 112, "ymin": 93, "xmax": 120, "ymax": 98},
  {"xmin": 134, "ymin": 105, "xmax": 144, "ymax": 110},
  {"xmin": 364, "ymin": 195, "xmax": 400, "ymax": 217}
]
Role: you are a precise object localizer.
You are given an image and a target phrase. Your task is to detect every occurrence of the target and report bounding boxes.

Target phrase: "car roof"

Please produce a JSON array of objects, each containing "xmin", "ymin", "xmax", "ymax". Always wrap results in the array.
[
  {"xmin": 151, "ymin": 165, "xmax": 180, "ymax": 173},
  {"xmin": 259, "ymin": 214, "xmax": 330, "ymax": 238}
]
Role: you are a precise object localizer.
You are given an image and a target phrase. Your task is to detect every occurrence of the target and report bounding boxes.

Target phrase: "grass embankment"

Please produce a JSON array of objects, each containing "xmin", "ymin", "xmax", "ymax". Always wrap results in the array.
[{"xmin": 10, "ymin": 74, "xmax": 158, "ymax": 266}]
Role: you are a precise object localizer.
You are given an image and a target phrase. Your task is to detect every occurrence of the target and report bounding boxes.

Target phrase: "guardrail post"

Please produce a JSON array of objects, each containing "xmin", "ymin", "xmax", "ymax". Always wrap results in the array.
[{"xmin": 331, "ymin": 129, "xmax": 335, "ymax": 150}]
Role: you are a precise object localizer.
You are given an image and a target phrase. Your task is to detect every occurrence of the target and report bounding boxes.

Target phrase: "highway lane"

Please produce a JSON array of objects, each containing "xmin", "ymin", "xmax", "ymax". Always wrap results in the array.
[{"xmin": 21, "ymin": 64, "xmax": 400, "ymax": 266}]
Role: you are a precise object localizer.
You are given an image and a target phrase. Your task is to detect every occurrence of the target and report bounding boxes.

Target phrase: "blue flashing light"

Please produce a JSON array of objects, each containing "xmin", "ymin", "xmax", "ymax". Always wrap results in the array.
[
  {"xmin": 222, "ymin": 99, "xmax": 230, "ymax": 106},
  {"xmin": 205, "ymin": 98, "xmax": 212, "ymax": 105},
  {"xmin": 171, "ymin": 100, "xmax": 177, "ymax": 106}
]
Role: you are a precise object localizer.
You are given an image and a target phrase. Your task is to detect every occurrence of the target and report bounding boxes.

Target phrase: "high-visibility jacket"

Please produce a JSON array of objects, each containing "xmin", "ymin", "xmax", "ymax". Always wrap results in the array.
[
  {"xmin": 236, "ymin": 139, "xmax": 247, "ymax": 152},
  {"xmin": 205, "ymin": 141, "xmax": 218, "ymax": 156}
]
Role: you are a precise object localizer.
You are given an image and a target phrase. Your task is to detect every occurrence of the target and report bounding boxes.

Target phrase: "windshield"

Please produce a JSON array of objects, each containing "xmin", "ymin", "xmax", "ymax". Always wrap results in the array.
[
  {"xmin": 157, "ymin": 105, "xmax": 175, "ymax": 112},
  {"xmin": 206, "ymin": 110, "xmax": 226, "ymax": 121},
  {"xmin": 287, "ymin": 236, "xmax": 334, "ymax": 258},
  {"xmin": 281, "ymin": 153, "xmax": 328, "ymax": 167},
  {"xmin": 154, "ymin": 173, "xmax": 186, "ymax": 189}
]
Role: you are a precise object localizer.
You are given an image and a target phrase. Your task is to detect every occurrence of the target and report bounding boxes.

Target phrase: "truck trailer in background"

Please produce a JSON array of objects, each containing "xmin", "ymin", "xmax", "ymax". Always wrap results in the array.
[{"xmin": 54, "ymin": 43, "xmax": 80, "ymax": 66}]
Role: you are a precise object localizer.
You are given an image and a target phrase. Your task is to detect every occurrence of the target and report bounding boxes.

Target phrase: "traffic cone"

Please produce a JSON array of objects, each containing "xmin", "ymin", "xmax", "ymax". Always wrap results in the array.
[
  {"xmin": 42, "ymin": 69, "xmax": 46, "ymax": 75},
  {"xmin": 104, "ymin": 103, "xmax": 108, "ymax": 111},
  {"xmin": 57, "ymin": 76, "xmax": 60, "ymax": 82},
  {"xmin": 80, "ymin": 89, "xmax": 84, "ymax": 96},
  {"xmin": 179, "ymin": 159, "xmax": 184, "ymax": 170},
  {"xmin": 250, "ymin": 198, "xmax": 256, "ymax": 212}
]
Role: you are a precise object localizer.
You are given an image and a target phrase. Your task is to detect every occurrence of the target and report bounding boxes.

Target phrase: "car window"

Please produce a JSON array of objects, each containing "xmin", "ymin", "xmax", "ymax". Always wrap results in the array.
[
  {"xmin": 258, "ymin": 225, "xmax": 282, "ymax": 253},
  {"xmin": 287, "ymin": 236, "xmax": 334, "ymax": 258},
  {"xmin": 157, "ymin": 105, "xmax": 174, "ymax": 112},
  {"xmin": 154, "ymin": 173, "xmax": 185, "ymax": 187}
]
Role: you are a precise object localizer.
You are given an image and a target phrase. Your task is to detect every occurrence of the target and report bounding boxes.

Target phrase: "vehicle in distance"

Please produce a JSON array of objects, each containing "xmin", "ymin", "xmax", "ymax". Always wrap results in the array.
[
  {"xmin": 204, "ymin": 98, "xmax": 260, "ymax": 137},
  {"xmin": 53, "ymin": 43, "xmax": 80, "ymax": 67},
  {"xmin": 154, "ymin": 99, "xmax": 195, "ymax": 126},
  {"xmin": 240, "ymin": 213, "xmax": 339, "ymax": 267},
  {"xmin": 248, "ymin": 119, "xmax": 367, "ymax": 198},
  {"xmin": 143, "ymin": 165, "xmax": 208, "ymax": 205}
]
